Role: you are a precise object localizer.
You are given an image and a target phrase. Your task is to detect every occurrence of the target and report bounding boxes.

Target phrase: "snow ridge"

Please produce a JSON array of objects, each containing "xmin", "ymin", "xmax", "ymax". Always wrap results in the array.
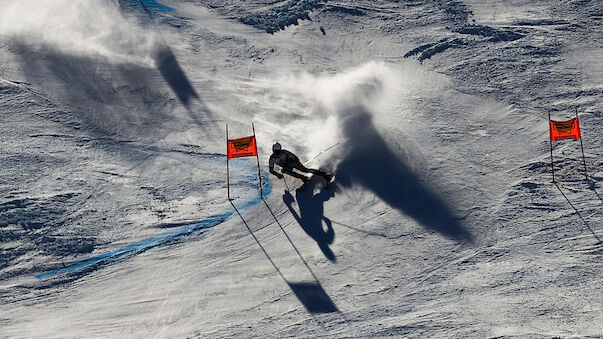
[{"xmin": 196, "ymin": 0, "xmax": 326, "ymax": 33}]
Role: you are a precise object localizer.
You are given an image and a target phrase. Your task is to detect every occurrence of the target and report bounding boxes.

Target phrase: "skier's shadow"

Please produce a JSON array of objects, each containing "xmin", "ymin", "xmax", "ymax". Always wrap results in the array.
[
  {"xmin": 283, "ymin": 178, "xmax": 336, "ymax": 261},
  {"xmin": 336, "ymin": 108, "xmax": 473, "ymax": 243}
]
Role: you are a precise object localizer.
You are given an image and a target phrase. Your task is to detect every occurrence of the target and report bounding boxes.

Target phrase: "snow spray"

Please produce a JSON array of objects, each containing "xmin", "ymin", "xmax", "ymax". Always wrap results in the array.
[{"xmin": 0, "ymin": 0, "xmax": 159, "ymax": 66}]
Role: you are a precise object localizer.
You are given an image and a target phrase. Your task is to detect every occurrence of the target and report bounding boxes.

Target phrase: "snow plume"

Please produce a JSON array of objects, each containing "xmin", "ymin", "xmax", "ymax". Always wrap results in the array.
[
  {"xmin": 226, "ymin": 62, "xmax": 470, "ymax": 240},
  {"xmin": 228, "ymin": 62, "xmax": 401, "ymax": 166},
  {"xmin": 287, "ymin": 62, "xmax": 400, "ymax": 166},
  {"xmin": 0, "ymin": 0, "xmax": 158, "ymax": 65}
]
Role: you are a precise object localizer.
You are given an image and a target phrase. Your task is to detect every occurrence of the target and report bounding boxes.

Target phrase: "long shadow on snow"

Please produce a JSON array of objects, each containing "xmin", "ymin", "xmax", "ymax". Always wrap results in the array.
[
  {"xmin": 232, "ymin": 200, "xmax": 338, "ymax": 313},
  {"xmin": 153, "ymin": 45, "xmax": 209, "ymax": 114},
  {"xmin": 283, "ymin": 178, "xmax": 336, "ymax": 261},
  {"xmin": 36, "ymin": 163, "xmax": 273, "ymax": 281},
  {"xmin": 336, "ymin": 107, "xmax": 473, "ymax": 243},
  {"xmin": 14, "ymin": 43, "xmax": 212, "ymax": 141},
  {"xmin": 154, "ymin": 45, "xmax": 198, "ymax": 106},
  {"xmin": 153, "ymin": 44, "xmax": 212, "ymax": 127}
]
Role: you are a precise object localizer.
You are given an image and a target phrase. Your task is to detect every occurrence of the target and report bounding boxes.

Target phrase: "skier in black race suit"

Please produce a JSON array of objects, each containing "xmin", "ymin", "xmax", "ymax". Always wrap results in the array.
[{"xmin": 269, "ymin": 143, "xmax": 332, "ymax": 184}]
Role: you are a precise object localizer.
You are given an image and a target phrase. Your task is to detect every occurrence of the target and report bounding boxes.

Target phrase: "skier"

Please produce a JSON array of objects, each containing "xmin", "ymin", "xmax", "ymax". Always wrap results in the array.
[{"xmin": 269, "ymin": 143, "xmax": 332, "ymax": 184}]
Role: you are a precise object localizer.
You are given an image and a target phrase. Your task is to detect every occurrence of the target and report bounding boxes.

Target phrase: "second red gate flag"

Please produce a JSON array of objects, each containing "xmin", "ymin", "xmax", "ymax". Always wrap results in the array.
[
  {"xmin": 549, "ymin": 118, "xmax": 581, "ymax": 141},
  {"xmin": 227, "ymin": 136, "xmax": 258, "ymax": 158}
]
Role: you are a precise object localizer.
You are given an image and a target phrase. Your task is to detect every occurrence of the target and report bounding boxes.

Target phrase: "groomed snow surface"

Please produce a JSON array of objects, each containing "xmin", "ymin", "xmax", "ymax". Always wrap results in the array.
[{"xmin": 0, "ymin": 0, "xmax": 601, "ymax": 337}]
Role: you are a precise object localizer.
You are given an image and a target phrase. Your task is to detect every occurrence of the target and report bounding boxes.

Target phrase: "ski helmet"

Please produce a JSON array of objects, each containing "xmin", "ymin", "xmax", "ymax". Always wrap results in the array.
[{"xmin": 272, "ymin": 142, "xmax": 281, "ymax": 152}]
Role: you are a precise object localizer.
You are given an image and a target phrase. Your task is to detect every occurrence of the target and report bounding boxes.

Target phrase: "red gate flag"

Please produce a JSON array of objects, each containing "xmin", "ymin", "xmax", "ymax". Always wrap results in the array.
[
  {"xmin": 227, "ymin": 135, "xmax": 258, "ymax": 158},
  {"xmin": 550, "ymin": 118, "xmax": 581, "ymax": 141}
]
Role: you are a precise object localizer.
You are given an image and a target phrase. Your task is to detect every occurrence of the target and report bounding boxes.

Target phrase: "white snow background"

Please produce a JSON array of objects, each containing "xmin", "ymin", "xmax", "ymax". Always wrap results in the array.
[{"xmin": 0, "ymin": 0, "xmax": 601, "ymax": 337}]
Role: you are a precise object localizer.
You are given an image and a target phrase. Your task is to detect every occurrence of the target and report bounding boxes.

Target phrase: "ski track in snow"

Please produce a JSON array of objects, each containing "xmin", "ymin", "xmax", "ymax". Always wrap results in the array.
[{"xmin": 35, "ymin": 160, "xmax": 272, "ymax": 281}]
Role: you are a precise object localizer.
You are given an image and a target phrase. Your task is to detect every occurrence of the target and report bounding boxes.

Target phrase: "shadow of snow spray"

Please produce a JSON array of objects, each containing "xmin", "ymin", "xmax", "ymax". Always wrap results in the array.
[{"xmin": 229, "ymin": 62, "xmax": 473, "ymax": 242}]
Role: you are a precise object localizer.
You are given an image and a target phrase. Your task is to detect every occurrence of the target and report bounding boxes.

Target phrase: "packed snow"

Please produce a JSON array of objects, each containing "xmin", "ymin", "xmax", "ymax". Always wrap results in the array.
[{"xmin": 0, "ymin": 0, "xmax": 601, "ymax": 337}]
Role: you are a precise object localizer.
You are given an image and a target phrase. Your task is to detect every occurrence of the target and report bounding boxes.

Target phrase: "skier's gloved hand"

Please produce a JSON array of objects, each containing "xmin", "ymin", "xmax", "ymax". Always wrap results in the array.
[{"xmin": 276, "ymin": 173, "xmax": 284, "ymax": 179}]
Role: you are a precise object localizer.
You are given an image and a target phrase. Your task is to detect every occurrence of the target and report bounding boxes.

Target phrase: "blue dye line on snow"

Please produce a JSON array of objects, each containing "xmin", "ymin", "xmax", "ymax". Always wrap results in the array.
[
  {"xmin": 131, "ymin": 0, "xmax": 175, "ymax": 12},
  {"xmin": 36, "ymin": 171, "xmax": 272, "ymax": 280}
]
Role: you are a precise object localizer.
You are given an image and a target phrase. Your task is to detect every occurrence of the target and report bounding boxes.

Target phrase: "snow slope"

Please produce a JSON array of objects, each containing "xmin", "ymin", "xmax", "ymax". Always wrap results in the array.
[{"xmin": 0, "ymin": 0, "xmax": 601, "ymax": 337}]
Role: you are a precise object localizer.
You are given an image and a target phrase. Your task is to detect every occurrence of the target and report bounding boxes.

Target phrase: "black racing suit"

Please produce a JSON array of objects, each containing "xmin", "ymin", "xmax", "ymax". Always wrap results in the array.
[{"xmin": 269, "ymin": 149, "xmax": 329, "ymax": 182}]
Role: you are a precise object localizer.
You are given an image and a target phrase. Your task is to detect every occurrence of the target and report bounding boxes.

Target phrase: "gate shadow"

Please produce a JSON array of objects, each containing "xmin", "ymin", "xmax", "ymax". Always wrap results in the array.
[
  {"xmin": 231, "ymin": 201, "xmax": 338, "ymax": 313},
  {"xmin": 555, "ymin": 183, "xmax": 602, "ymax": 243},
  {"xmin": 283, "ymin": 179, "xmax": 336, "ymax": 261}
]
